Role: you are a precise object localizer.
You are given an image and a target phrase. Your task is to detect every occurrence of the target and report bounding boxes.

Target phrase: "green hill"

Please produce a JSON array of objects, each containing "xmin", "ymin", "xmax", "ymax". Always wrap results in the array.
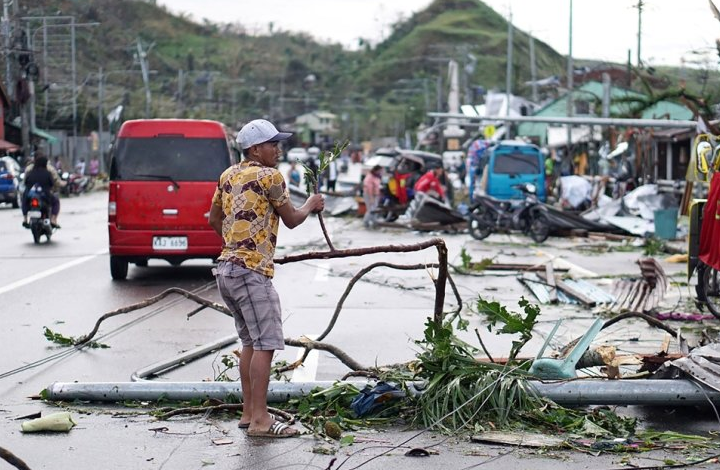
[{"xmin": 15, "ymin": 0, "xmax": 719, "ymax": 143}]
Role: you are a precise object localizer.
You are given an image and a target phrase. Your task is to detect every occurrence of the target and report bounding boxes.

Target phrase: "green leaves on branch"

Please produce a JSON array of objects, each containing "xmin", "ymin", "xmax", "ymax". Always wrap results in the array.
[
  {"xmin": 458, "ymin": 247, "xmax": 493, "ymax": 272},
  {"xmin": 43, "ymin": 326, "xmax": 109, "ymax": 349},
  {"xmin": 478, "ymin": 297, "xmax": 539, "ymax": 361},
  {"xmin": 300, "ymin": 140, "xmax": 349, "ymax": 195}
]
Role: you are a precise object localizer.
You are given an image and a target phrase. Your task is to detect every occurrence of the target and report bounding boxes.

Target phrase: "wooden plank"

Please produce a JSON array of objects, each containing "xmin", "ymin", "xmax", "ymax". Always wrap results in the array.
[
  {"xmin": 545, "ymin": 263, "xmax": 558, "ymax": 304},
  {"xmin": 586, "ymin": 231, "xmax": 635, "ymax": 241},
  {"xmin": 679, "ymin": 180, "xmax": 693, "ymax": 216}
]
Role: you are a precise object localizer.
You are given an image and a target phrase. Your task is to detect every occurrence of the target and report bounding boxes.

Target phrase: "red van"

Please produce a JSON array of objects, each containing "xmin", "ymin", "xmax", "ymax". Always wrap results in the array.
[{"xmin": 108, "ymin": 119, "xmax": 239, "ymax": 280}]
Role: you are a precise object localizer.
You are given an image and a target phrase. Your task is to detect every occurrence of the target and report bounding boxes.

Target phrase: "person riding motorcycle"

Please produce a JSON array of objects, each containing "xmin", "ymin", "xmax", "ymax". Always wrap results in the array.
[{"xmin": 22, "ymin": 155, "xmax": 66, "ymax": 229}]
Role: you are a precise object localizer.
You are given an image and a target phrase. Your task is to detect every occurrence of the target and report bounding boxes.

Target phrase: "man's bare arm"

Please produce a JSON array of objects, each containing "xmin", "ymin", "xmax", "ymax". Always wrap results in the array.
[
  {"xmin": 209, "ymin": 203, "xmax": 224, "ymax": 236},
  {"xmin": 276, "ymin": 194, "xmax": 324, "ymax": 229}
]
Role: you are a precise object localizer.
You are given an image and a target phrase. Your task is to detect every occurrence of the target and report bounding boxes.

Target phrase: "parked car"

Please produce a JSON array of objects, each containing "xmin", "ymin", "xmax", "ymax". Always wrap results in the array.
[
  {"xmin": 485, "ymin": 140, "xmax": 546, "ymax": 202},
  {"xmin": 108, "ymin": 119, "xmax": 239, "ymax": 280},
  {"xmin": 0, "ymin": 156, "xmax": 21, "ymax": 208},
  {"xmin": 286, "ymin": 147, "xmax": 309, "ymax": 163}
]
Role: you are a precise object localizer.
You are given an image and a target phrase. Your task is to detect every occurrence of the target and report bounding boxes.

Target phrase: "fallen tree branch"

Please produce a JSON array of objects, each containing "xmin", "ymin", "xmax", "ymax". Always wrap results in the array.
[
  {"xmin": 65, "ymin": 239, "xmax": 450, "ymax": 381},
  {"xmin": 275, "ymin": 238, "xmax": 448, "ymax": 324},
  {"xmin": 156, "ymin": 403, "xmax": 293, "ymax": 423},
  {"xmin": 277, "ymin": 260, "xmax": 461, "ymax": 373},
  {"xmin": 0, "ymin": 447, "xmax": 32, "ymax": 470},
  {"xmin": 284, "ymin": 338, "xmax": 366, "ymax": 371},
  {"xmin": 75, "ymin": 287, "xmax": 232, "ymax": 346},
  {"xmin": 602, "ymin": 311, "xmax": 678, "ymax": 337}
]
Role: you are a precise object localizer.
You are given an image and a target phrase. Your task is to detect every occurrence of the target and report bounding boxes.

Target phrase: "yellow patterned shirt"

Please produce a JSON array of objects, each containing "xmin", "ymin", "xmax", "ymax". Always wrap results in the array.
[{"xmin": 211, "ymin": 160, "xmax": 289, "ymax": 277}]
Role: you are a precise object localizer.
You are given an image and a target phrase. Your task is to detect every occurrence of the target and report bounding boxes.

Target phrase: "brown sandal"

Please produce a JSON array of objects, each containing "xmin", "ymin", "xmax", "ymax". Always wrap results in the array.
[{"xmin": 246, "ymin": 420, "xmax": 298, "ymax": 438}]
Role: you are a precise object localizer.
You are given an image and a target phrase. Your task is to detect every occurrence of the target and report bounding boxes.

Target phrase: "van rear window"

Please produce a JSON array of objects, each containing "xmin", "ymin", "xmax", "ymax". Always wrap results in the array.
[
  {"xmin": 110, "ymin": 137, "xmax": 230, "ymax": 181},
  {"xmin": 493, "ymin": 153, "xmax": 540, "ymax": 174}
]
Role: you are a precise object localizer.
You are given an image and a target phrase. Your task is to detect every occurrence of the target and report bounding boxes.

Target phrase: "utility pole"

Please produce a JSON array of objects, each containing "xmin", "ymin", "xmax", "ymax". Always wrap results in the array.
[
  {"xmin": 566, "ymin": 0, "xmax": 574, "ymax": 153},
  {"xmin": 176, "ymin": 69, "xmax": 184, "ymax": 117},
  {"xmin": 2, "ymin": 0, "xmax": 12, "ymax": 102},
  {"xmin": 136, "ymin": 39, "xmax": 152, "ymax": 118},
  {"xmin": 505, "ymin": 10, "xmax": 514, "ymax": 138},
  {"xmin": 71, "ymin": 16, "xmax": 77, "ymax": 157},
  {"xmin": 22, "ymin": 16, "xmax": 98, "ymax": 160},
  {"xmin": 97, "ymin": 66, "xmax": 104, "ymax": 173},
  {"xmin": 636, "ymin": 0, "xmax": 644, "ymax": 67},
  {"xmin": 529, "ymin": 34, "xmax": 538, "ymax": 103}
]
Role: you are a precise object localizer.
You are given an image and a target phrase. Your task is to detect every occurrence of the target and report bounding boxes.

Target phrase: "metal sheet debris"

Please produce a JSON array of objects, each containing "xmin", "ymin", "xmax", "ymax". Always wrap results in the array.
[
  {"xmin": 609, "ymin": 258, "xmax": 668, "ymax": 313},
  {"xmin": 520, "ymin": 271, "xmax": 615, "ymax": 306},
  {"xmin": 659, "ymin": 343, "xmax": 720, "ymax": 392}
]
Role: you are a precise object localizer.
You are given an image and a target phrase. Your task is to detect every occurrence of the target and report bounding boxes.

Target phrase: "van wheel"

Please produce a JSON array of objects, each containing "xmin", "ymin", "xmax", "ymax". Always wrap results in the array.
[{"xmin": 110, "ymin": 256, "xmax": 129, "ymax": 280}]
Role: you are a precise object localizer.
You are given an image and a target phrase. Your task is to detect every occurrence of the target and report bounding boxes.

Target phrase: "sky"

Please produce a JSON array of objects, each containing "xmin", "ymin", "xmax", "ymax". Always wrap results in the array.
[{"xmin": 157, "ymin": 0, "xmax": 720, "ymax": 68}]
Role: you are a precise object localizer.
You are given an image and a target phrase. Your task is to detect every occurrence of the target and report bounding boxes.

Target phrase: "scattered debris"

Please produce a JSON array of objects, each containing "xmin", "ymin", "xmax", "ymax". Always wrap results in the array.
[
  {"xmin": 404, "ymin": 447, "xmax": 432, "ymax": 457},
  {"xmin": 21, "ymin": 411, "xmax": 75, "ymax": 433},
  {"xmin": 656, "ymin": 343, "xmax": 720, "ymax": 392},
  {"xmin": 528, "ymin": 319, "xmax": 604, "ymax": 379},
  {"xmin": 609, "ymin": 258, "xmax": 668, "ymax": 313},
  {"xmin": 211, "ymin": 438, "xmax": 233, "ymax": 446},
  {"xmin": 471, "ymin": 431, "xmax": 565, "ymax": 448},
  {"xmin": 520, "ymin": 269, "xmax": 615, "ymax": 306}
]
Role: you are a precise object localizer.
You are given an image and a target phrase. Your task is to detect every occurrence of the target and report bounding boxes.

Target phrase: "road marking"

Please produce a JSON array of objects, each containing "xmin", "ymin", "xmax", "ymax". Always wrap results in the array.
[
  {"xmin": 314, "ymin": 263, "xmax": 330, "ymax": 282},
  {"xmin": 0, "ymin": 250, "xmax": 107, "ymax": 296},
  {"xmin": 291, "ymin": 334, "xmax": 319, "ymax": 382}
]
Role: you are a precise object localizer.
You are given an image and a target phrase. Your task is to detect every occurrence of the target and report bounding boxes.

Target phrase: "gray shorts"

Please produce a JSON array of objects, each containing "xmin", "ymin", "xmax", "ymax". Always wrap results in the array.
[{"xmin": 213, "ymin": 261, "xmax": 285, "ymax": 351}]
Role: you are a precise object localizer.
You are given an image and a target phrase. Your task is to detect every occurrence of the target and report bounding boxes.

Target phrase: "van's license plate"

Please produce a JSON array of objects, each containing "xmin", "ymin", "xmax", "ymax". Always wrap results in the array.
[{"xmin": 153, "ymin": 236, "xmax": 188, "ymax": 251}]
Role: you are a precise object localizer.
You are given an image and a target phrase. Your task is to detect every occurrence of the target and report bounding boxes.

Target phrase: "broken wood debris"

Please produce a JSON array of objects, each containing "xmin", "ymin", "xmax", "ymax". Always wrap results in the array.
[{"xmin": 608, "ymin": 258, "xmax": 668, "ymax": 313}]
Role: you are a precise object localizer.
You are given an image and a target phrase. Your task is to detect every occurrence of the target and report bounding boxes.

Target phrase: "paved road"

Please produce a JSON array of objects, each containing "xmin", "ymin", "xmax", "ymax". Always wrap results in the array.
[{"xmin": 0, "ymin": 187, "xmax": 717, "ymax": 469}]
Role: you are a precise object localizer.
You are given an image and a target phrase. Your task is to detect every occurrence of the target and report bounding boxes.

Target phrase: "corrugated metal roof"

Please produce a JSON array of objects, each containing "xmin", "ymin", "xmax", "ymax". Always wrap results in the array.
[
  {"xmin": 562, "ymin": 278, "xmax": 616, "ymax": 304},
  {"xmin": 520, "ymin": 274, "xmax": 615, "ymax": 305},
  {"xmin": 517, "ymin": 80, "xmax": 692, "ymax": 145}
]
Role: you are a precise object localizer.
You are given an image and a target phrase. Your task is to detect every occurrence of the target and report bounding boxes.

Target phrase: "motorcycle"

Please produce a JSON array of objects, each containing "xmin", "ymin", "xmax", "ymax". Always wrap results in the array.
[
  {"xmin": 24, "ymin": 184, "xmax": 54, "ymax": 244},
  {"xmin": 60, "ymin": 171, "xmax": 92, "ymax": 196},
  {"xmin": 467, "ymin": 183, "xmax": 551, "ymax": 243}
]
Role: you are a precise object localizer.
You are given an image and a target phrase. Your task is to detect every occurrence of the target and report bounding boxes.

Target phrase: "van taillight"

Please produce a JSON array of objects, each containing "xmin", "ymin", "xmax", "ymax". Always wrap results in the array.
[{"xmin": 108, "ymin": 183, "xmax": 117, "ymax": 220}]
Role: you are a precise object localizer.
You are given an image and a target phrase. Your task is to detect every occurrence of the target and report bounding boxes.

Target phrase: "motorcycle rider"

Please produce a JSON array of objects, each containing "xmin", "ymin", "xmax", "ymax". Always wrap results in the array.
[{"xmin": 22, "ymin": 155, "xmax": 65, "ymax": 229}]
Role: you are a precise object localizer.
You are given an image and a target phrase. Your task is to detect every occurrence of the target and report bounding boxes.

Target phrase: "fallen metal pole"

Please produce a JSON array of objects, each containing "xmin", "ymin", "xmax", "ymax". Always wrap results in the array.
[
  {"xmin": 45, "ymin": 379, "xmax": 720, "ymax": 406},
  {"xmin": 530, "ymin": 379, "xmax": 720, "ymax": 406},
  {"xmin": 45, "ymin": 381, "xmax": 370, "ymax": 403},
  {"xmin": 131, "ymin": 334, "xmax": 239, "ymax": 382}
]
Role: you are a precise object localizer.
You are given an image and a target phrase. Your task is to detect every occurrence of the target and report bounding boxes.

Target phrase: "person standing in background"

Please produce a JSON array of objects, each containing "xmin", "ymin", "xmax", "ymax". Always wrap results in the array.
[
  {"xmin": 75, "ymin": 157, "xmax": 86, "ymax": 175},
  {"xmin": 325, "ymin": 158, "xmax": 338, "ymax": 192},
  {"xmin": 286, "ymin": 161, "xmax": 301, "ymax": 187},
  {"xmin": 362, "ymin": 165, "xmax": 382, "ymax": 228},
  {"xmin": 89, "ymin": 156, "xmax": 100, "ymax": 178}
]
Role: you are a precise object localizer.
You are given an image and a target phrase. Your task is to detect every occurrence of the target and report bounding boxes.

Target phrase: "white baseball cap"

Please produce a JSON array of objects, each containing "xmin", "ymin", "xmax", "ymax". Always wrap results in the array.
[{"xmin": 236, "ymin": 119, "xmax": 292, "ymax": 149}]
